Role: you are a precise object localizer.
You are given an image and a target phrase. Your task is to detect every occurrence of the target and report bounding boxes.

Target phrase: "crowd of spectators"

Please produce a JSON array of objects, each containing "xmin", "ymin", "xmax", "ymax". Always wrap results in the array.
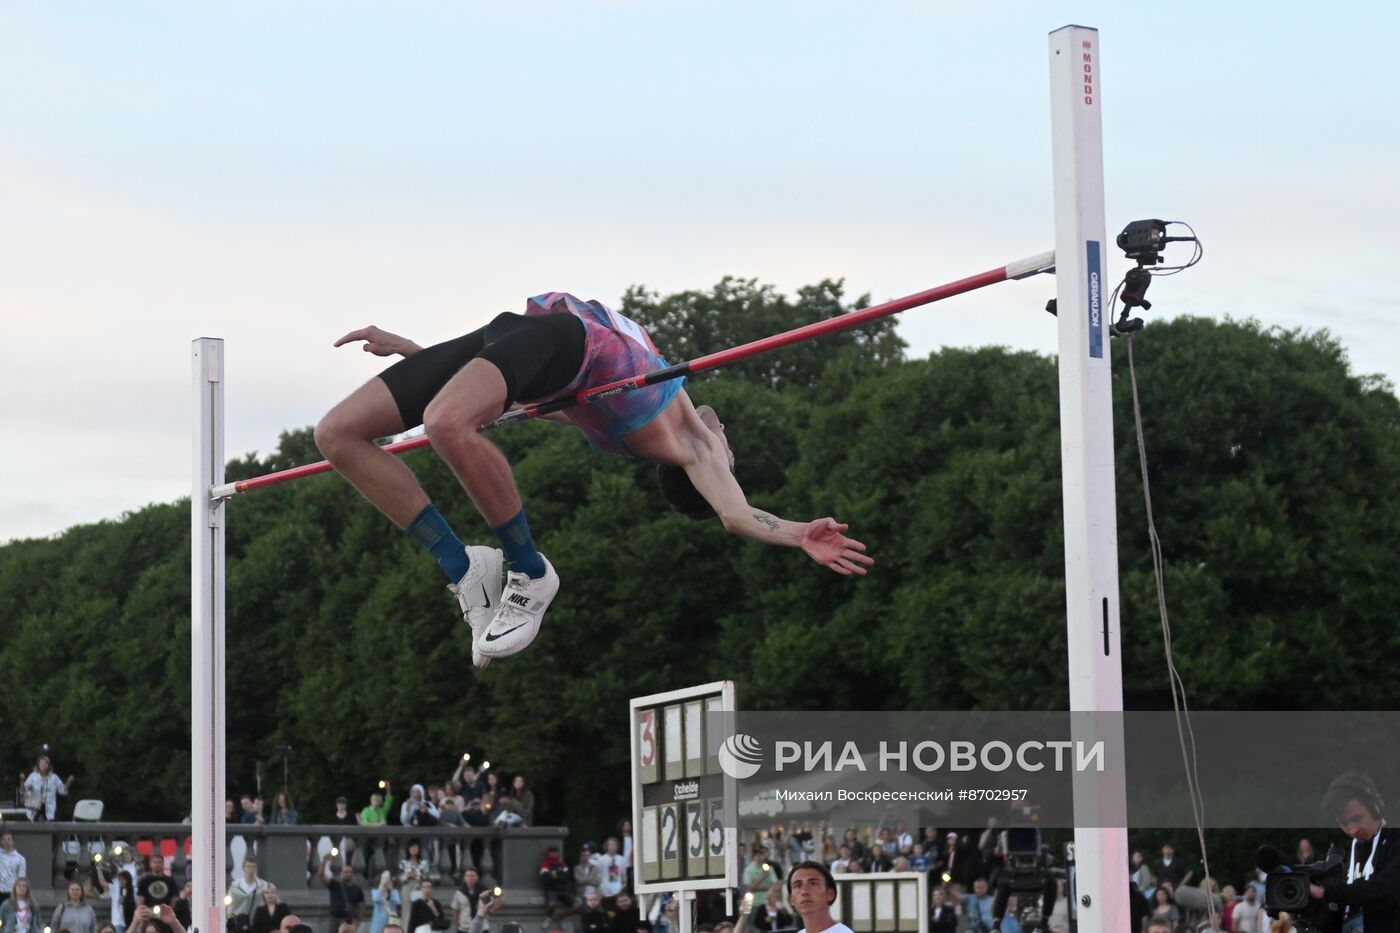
[
  {"xmin": 1128, "ymin": 840, "xmax": 1309, "ymax": 933},
  {"xmin": 5, "ymin": 752, "xmax": 1315, "ymax": 933},
  {"xmin": 609, "ymin": 821, "xmax": 1302, "ymax": 933},
  {"xmin": 2, "ymin": 753, "xmax": 542, "ymax": 933},
  {"xmin": 1, "ymin": 829, "xmax": 199, "ymax": 933},
  {"xmin": 719, "ymin": 821, "xmax": 1040, "ymax": 933},
  {"xmin": 215, "ymin": 761, "xmax": 534, "ymax": 834},
  {"xmin": 212, "ymin": 759, "xmax": 535, "ymax": 933}
]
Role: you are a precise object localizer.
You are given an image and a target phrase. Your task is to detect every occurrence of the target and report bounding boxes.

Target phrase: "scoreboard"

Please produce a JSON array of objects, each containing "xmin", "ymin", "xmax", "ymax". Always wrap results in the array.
[
  {"xmin": 831, "ymin": 873, "xmax": 927, "ymax": 933},
  {"xmin": 629, "ymin": 681, "xmax": 739, "ymax": 893}
]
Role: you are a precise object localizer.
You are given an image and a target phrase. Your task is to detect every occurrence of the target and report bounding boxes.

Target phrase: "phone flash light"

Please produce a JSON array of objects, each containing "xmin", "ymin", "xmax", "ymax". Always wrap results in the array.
[
  {"xmin": 379, "ymin": 780, "xmax": 387, "ymax": 789},
  {"xmin": 462, "ymin": 753, "xmax": 471, "ymax": 762},
  {"xmin": 493, "ymin": 887, "xmax": 502, "ymax": 897},
  {"xmin": 331, "ymin": 847, "xmax": 340, "ymax": 857}
]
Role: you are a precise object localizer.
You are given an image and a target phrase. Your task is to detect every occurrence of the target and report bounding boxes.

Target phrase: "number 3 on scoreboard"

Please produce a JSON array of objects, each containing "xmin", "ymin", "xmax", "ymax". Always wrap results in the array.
[
  {"xmin": 638, "ymin": 709, "xmax": 659, "ymax": 784},
  {"xmin": 686, "ymin": 802, "xmax": 706, "ymax": 876},
  {"xmin": 660, "ymin": 804, "xmax": 680, "ymax": 879}
]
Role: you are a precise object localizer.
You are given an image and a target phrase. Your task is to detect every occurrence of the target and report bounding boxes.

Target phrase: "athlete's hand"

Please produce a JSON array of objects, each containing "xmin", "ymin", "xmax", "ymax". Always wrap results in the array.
[
  {"xmin": 333, "ymin": 325, "xmax": 422, "ymax": 357},
  {"xmin": 799, "ymin": 518, "xmax": 874, "ymax": 576}
]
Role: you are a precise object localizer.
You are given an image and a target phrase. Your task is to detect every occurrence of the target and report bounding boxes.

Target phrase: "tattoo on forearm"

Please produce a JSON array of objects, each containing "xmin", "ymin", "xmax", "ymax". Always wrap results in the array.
[{"xmin": 752, "ymin": 512, "xmax": 780, "ymax": 532}]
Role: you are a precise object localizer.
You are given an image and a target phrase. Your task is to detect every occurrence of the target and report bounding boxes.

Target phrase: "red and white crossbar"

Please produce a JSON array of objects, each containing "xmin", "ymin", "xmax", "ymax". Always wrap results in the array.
[{"xmin": 209, "ymin": 250, "xmax": 1053, "ymax": 500}]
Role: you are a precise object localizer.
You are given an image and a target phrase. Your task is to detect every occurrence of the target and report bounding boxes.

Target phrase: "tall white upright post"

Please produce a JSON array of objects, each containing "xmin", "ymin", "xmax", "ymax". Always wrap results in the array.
[
  {"xmin": 1049, "ymin": 25, "xmax": 1130, "ymax": 932},
  {"xmin": 191, "ymin": 338, "xmax": 228, "ymax": 933}
]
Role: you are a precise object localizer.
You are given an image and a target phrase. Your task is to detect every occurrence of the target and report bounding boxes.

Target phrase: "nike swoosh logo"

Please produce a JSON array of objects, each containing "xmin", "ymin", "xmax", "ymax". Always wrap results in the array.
[
  {"xmin": 484, "ymin": 623, "xmax": 528, "ymax": 642},
  {"xmin": 479, "ymin": 584, "xmax": 491, "ymax": 608}
]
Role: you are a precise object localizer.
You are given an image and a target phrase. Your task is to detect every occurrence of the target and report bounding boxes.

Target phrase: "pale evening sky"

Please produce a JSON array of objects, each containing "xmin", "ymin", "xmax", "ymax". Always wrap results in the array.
[{"xmin": 2, "ymin": 2, "xmax": 1396, "ymax": 542}]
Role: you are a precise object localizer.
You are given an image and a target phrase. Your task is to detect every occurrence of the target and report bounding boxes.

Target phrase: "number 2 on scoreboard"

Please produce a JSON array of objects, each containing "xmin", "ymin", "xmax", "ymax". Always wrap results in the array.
[{"xmin": 661, "ymin": 805, "xmax": 678, "ymax": 861}]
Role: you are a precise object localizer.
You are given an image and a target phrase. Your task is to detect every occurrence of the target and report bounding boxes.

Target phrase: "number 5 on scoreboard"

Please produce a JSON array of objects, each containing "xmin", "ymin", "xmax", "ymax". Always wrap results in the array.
[{"xmin": 706, "ymin": 797, "xmax": 726, "ymax": 875}]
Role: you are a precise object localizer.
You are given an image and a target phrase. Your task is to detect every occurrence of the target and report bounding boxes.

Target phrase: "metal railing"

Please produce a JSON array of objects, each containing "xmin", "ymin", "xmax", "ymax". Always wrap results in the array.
[{"xmin": 2, "ymin": 821, "xmax": 567, "ymax": 908}]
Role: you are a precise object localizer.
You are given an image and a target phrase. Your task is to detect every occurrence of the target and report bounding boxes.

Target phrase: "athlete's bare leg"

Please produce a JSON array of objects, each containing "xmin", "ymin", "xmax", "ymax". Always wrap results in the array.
[
  {"xmin": 422, "ymin": 358, "xmax": 524, "ymax": 526},
  {"xmin": 314, "ymin": 378, "xmax": 429, "ymax": 527}
]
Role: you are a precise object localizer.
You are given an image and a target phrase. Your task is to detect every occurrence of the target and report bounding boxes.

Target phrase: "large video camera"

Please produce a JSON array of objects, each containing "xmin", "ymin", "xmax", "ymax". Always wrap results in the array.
[
  {"xmin": 1256, "ymin": 844, "xmax": 1346, "ymax": 932},
  {"xmin": 1001, "ymin": 826, "xmax": 1053, "ymax": 893}
]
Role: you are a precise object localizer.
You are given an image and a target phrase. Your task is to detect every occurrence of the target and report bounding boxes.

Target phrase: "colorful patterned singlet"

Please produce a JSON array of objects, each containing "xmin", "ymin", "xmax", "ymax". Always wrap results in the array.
[{"xmin": 520, "ymin": 292, "xmax": 686, "ymax": 457}]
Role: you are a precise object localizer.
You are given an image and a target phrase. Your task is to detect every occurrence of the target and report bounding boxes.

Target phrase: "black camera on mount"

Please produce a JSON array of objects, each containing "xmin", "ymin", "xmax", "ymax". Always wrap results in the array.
[
  {"xmin": 1111, "ymin": 219, "xmax": 1172, "ymax": 331},
  {"xmin": 1116, "ymin": 219, "xmax": 1170, "ymax": 266},
  {"xmin": 1044, "ymin": 216, "xmax": 1197, "ymax": 334}
]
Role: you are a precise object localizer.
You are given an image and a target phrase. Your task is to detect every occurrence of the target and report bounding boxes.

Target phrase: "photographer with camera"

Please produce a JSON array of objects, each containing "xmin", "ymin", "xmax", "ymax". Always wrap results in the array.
[
  {"xmin": 454, "ymin": 868, "xmax": 502, "ymax": 933},
  {"xmin": 986, "ymin": 828, "xmax": 1057, "ymax": 932},
  {"xmin": 467, "ymin": 883, "xmax": 504, "ymax": 933},
  {"xmin": 130, "ymin": 904, "xmax": 181, "ymax": 933},
  {"xmin": 1308, "ymin": 773, "xmax": 1400, "ymax": 932}
]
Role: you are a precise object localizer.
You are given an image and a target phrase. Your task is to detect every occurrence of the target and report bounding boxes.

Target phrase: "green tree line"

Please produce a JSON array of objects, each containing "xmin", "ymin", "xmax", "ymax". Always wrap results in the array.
[{"xmin": 2, "ymin": 277, "xmax": 1398, "ymax": 883}]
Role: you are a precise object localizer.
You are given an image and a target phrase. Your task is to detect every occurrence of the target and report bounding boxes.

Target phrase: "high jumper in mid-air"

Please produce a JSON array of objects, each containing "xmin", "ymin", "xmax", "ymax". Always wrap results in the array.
[{"xmin": 313, "ymin": 292, "xmax": 874, "ymax": 668}]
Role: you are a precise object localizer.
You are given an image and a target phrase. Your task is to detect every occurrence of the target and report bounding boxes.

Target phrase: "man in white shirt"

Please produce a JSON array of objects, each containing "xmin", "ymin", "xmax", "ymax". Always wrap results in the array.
[
  {"xmin": 829, "ymin": 845, "xmax": 853, "ymax": 874},
  {"xmin": 226, "ymin": 857, "xmax": 269, "ymax": 923},
  {"xmin": 788, "ymin": 861, "xmax": 851, "ymax": 933},
  {"xmin": 1230, "ymin": 884, "xmax": 1265, "ymax": 933},
  {"xmin": 591, "ymin": 838, "xmax": 627, "ymax": 903},
  {"xmin": 0, "ymin": 832, "xmax": 27, "ymax": 905}
]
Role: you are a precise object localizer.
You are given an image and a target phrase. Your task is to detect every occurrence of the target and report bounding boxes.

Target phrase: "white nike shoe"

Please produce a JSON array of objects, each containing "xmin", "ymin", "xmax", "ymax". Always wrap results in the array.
[
  {"xmin": 476, "ymin": 555, "xmax": 559, "ymax": 660},
  {"xmin": 446, "ymin": 545, "xmax": 505, "ymax": 669}
]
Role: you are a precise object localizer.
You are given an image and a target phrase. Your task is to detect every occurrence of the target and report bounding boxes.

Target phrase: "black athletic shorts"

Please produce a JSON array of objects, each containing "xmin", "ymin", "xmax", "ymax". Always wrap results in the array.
[{"xmin": 377, "ymin": 312, "xmax": 586, "ymax": 429}]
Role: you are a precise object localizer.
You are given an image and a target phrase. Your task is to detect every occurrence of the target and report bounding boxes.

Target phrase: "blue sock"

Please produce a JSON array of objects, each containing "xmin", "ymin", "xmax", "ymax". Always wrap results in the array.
[
  {"xmin": 406, "ymin": 505, "xmax": 470, "ymax": 582},
  {"xmin": 492, "ymin": 508, "xmax": 546, "ymax": 579}
]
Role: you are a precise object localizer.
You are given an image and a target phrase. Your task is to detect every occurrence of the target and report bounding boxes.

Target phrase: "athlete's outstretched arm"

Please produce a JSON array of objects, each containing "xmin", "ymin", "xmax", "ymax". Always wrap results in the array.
[
  {"xmin": 681, "ymin": 432, "xmax": 873, "ymax": 576},
  {"xmin": 334, "ymin": 325, "xmax": 423, "ymax": 357}
]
